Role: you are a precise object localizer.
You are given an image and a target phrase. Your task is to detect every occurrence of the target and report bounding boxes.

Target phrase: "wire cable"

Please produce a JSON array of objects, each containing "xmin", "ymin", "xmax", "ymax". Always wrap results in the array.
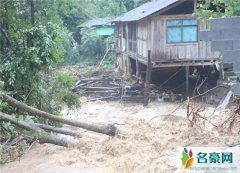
[{"xmin": 158, "ymin": 67, "xmax": 184, "ymax": 89}]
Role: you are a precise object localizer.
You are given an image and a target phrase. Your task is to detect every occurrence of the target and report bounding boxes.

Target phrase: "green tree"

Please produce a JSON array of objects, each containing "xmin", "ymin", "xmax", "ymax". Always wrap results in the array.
[
  {"xmin": 0, "ymin": 0, "xmax": 70, "ymax": 97},
  {"xmin": 124, "ymin": 0, "xmax": 135, "ymax": 11},
  {"xmin": 78, "ymin": 28, "xmax": 106, "ymax": 65},
  {"xmin": 0, "ymin": 0, "xmax": 82, "ymax": 150},
  {"xmin": 195, "ymin": 0, "xmax": 240, "ymax": 19},
  {"xmin": 0, "ymin": 0, "xmax": 81, "ymax": 114}
]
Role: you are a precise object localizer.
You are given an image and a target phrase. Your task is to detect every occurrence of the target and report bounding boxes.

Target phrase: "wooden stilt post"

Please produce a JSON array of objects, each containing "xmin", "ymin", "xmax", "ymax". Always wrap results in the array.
[
  {"xmin": 185, "ymin": 66, "xmax": 189, "ymax": 96},
  {"xmin": 136, "ymin": 59, "xmax": 140, "ymax": 78},
  {"xmin": 144, "ymin": 50, "xmax": 152, "ymax": 106}
]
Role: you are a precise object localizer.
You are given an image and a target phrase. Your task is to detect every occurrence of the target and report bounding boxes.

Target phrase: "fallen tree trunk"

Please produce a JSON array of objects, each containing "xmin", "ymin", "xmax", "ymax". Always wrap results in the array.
[
  {"xmin": 34, "ymin": 123, "xmax": 82, "ymax": 138},
  {"xmin": 3, "ymin": 95, "xmax": 116, "ymax": 136},
  {"xmin": 0, "ymin": 112, "xmax": 74, "ymax": 147}
]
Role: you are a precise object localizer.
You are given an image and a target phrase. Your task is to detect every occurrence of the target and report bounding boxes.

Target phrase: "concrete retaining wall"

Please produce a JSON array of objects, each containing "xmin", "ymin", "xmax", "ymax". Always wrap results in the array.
[{"xmin": 199, "ymin": 17, "xmax": 240, "ymax": 75}]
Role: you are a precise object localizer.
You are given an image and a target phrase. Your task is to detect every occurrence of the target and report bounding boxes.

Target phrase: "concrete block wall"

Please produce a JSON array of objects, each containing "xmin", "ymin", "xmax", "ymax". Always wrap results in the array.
[{"xmin": 199, "ymin": 17, "xmax": 240, "ymax": 76}]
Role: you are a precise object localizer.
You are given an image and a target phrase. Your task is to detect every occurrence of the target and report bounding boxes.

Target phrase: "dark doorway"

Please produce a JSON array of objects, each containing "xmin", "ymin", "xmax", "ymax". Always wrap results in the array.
[{"xmin": 129, "ymin": 57, "xmax": 136, "ymax": 76}]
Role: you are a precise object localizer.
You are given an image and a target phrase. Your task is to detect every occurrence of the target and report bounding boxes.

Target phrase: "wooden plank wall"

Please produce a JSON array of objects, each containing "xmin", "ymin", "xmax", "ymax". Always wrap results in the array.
[
  {"xmin": 115, "ymin": 23, "xmax": 121, "ymax": 50},
  {"xmin": 137, "ymin": 21, "xmax": 147, "ymax": 58},
  {"xmin": 122, "ymin": 23, "xmax": 127, "ymax": 52},
  {"xmin": 136, "ymin": 15, "xmax": 220, "ymax": 62}
]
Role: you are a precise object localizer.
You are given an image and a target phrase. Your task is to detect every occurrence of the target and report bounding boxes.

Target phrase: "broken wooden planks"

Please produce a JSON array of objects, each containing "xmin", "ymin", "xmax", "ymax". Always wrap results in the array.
[{"xmin": 73, "ymin": 76, "xmax": 146, "ymax": 103}]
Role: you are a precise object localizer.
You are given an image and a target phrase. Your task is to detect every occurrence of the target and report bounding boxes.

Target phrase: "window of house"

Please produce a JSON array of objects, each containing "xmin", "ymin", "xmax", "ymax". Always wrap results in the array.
[{"xmin": 167, "ymin": 19, "xmax": 198, "ymax": 43}]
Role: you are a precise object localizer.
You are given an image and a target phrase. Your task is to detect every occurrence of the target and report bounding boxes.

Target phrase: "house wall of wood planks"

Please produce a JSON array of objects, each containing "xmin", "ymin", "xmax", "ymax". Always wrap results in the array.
[{"xmin": 116, "ymin": 14, "xmax": 221, "ymax": 63}]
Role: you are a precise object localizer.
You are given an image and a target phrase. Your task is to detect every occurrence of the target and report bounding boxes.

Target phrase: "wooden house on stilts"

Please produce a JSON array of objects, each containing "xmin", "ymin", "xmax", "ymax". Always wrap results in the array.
[{"xmin": 113, "ymin": 0, "xmax": 222, "ymax": 94}]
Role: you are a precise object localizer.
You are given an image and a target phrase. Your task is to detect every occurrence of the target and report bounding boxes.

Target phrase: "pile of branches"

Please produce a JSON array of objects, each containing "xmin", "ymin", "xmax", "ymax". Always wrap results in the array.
[
  {"xmin": 0, "ymin": 95, "xmax": 117, "ymax": 148},
  {"xmin": 187, "ymin": 98, "xmax": 240, "ymax": 134},
  {"xmin": 186, "ymin": 85, "xmax": 230, "ymax": 128},
  {"xmin": 219, "ymin": 106, "xmax": 240, "ymax": 134},
  {"xmin": 187, "ymin": 99, "xmax": 218, "ymax": 128},
  {"xmin": 72, "ymin": 76, "xmax": 146, "ymax": 103}
]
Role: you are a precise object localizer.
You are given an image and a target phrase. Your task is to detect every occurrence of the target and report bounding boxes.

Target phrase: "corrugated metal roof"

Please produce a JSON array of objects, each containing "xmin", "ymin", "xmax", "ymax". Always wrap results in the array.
[
  {"xmin": 113, "ymin": 0, "xmax": 180, "ymax": 22},
  {"xmin": 79, "ymin": 17, "xmax": 113, "ymax": 27}
]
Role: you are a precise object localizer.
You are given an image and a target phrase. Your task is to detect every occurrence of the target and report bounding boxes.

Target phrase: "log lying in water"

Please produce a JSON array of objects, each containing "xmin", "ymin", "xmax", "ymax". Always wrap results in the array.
[
  {"xmin": 0, "ymin": 112, "xmax": 74, "ymax": 147},
  {"xmin": 34, "ymin": 123, "xmax": 82, "ymax": 138},
  {"xmin": 3, "ymin": 95, "xmax": 117, "ymax": 136}
]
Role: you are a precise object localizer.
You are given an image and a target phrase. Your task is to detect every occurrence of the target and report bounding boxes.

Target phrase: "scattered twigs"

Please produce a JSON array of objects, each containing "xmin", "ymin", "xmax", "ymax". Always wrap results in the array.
[
  {"xmin": 190, "ymin": 85, "xmax": 228, "ymax": 100},
  {"xmin": 187, "ymin": 103, "xmax": 204, "ymax": 127},
  {"xmin": 187, "ymin": 99, "xmax": 219, "ymax": 128},
  {"xmin": 151, "ymin": 85, "xmax": 228, "ymax": 121},
  {"xmin": 187, "ymin": 93, "xmax": 240, "ymax": 138},
  {"xmin": 150, "ymin": 101, "xmax": 187, "ymax": 121},
  {"xmin": 218, "ymin": 106, "xmax": 240, "ymax": 133}
]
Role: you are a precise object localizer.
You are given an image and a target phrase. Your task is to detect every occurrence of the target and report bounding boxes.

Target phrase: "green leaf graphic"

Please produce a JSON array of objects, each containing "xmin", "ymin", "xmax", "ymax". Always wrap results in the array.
[{"xmin": 181, "ymin": 151, "xmax": 190, "ymax": 165}]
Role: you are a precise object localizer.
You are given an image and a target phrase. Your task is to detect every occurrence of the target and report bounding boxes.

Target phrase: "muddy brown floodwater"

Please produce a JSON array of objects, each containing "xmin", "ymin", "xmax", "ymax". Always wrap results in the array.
[{"xmin": 1, "ymin": 99, "xmax": 240, "ymax": 173}]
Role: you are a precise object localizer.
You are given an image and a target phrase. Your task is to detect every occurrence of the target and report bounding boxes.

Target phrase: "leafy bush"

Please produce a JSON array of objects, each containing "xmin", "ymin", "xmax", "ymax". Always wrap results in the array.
[
  {"xmin": 103, "ymin": 52, "xmax": 116, "ymax": 69},
  {"xmin": 0, "ymin": 23, "xmax": 70, "ymax": 94},
  {"xmin": 1, "ymin": 121, "xmax": 18, "ymax": 138},
  {"xmin": 64, "ymin": 28, "xmax": 106, "ymax": 65},
  {"xmin": 0, "ymin": 70, "xmax": 80, "ymax": 143},
  {"xmin": 65, "ymin": 46, "xmax": 81, "ymax": 65},
  {"xmin": 78, "ymin": 28, "xmax": 106, "ymax": 65},
  {"xmin": 195, "ymin": 0, "xmax": 240, "ymax": 20},
  {"xmin": 0, "ymin": 100, "xmax": 7, "ymax": 112},
  {"xmin": 52, "ymin": 71, "xmax": 80, "ymax": 109},
  {"xmin": 27, "ymin": 70, "xmax": 80, "ymax": 116},
  {"xmin": 0, "ymin": 139, "xmax": 28, "ymax": 164}
]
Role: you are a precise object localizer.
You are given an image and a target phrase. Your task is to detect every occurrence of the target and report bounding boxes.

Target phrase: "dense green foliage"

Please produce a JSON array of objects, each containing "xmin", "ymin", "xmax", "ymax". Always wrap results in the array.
[
  {"xmin": 64, "ymin": 0, "xmax": 150, "ymax": 65},
  {"xmin": 0, "ymin": 0, "xmax": 149, "ymax": 111},
  {"xmin": 0, "ymin": 0, "xmax": 80, "ymax": 108},
  {"xmin": 0, "ymin": 0, "xmax": 150, "ymax": 153},
  {"xmin": 0, "ymin": 0, "xmax": 82, "ymax": 147},
  {"xmin": 53, "ymin": 71, "xmax": 80, "ymax": 109},
  {"xmin": 78, "ymin": 28, "xmax": 106, "ymax": 63},
  {"xmin": 196, "ymin": 0, "xmax": 240, "ymax": 19},
  {"xmin": 77, "ymin": 0, "xmax": 150, "ymax": 18},
  {"xmin": 65, "ymin": 28, "xmax": 107, "ymax": 65}
]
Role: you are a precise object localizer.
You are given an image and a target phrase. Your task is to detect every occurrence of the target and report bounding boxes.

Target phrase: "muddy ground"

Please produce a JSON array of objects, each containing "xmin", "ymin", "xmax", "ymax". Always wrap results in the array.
[{"xmin": 1, "ymin": 99, "xmax": 240, "ymax": 173}]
